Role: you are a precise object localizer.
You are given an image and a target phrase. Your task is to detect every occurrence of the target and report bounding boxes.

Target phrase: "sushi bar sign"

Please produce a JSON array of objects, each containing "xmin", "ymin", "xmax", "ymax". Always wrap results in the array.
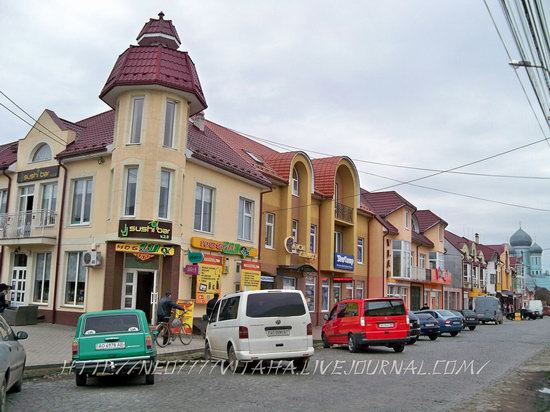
[{"xmin": 118, "ymin": 219, "xmax": 172, "ymax": 240}]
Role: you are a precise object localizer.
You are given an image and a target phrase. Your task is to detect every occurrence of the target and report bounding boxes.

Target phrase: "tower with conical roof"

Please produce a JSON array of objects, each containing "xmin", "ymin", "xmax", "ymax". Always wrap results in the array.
[{"xmin": 508, "ymin": 226, "xmax": 544, "ymax": 293}]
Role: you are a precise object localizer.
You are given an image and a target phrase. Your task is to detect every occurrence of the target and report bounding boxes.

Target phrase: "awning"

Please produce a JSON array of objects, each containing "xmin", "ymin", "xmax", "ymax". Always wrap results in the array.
[{"xmin": 499, "ymin": 290, "xmax": 513, "ymax": 297}]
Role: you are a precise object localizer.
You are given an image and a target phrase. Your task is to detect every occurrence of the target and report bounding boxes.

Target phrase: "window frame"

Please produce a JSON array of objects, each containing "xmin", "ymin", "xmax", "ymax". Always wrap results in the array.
[
  {"xmin": 404, "ymin": 210, "xmax": 410, "ymax": 230},
  {"xmin": 123, "ymin": 166, "xmax": 139, "ymax": 217},
  {"xmin": 31, "ymin": 143, "xmax": 53, "ymax": 163},
  {"xmin": 70, "ymin": 177, "xmax": 93, "ymax": 226},
  {"xmin": 158, "ymin": 169, "xmax": 172, "ymax": 220},
  {"xmin": 0, "ymin": 189, "xmax": 7, "ymax": 213},
  {"xmin": 321, "ymin": 278, "xmax": 330, "ymax": 312},
  {"xmin": 291, "ymin": 167, "xmax": 299, "ymax": 196},
  {"xmin": 237, "ymin": 197, "xmax": 254, "ymax": 242},
  {"xmin": 163, "ymin": 100, "xmax": 177, "ymax": 148},
  {"xmin": 193, "ymin": 183, "xmax": 215, "ymax": 233},
  {"xmin": 64, "ymin": 251, "xmax": 87, "ymax": 307},
  {"xmin": 129, "ymin": 96, "xmax": 144, "ymax": 144},
  {"xmin": 264, "ymin": 212, "xmax": 275, "ymax": 249},
  {"xmin": 310, "ymin": 224, "xmax": 317, "ymax": 253},
  {"xmin": 357, "ymin": 237, "xmax": 364, "ymax": 264},
  {"xmin": 291, "ymin": 220, "xmax": 299, "ymax": 242},
  {"xmin": 334, "ymin": 231, "xmax": 343, "ymax": 254},
  {"xmin": 33, "ymin": 252, "xmax": 52, "ymax": 304}
]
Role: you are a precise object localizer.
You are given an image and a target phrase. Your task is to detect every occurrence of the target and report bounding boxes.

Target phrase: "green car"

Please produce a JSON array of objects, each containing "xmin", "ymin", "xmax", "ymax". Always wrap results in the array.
[{"xmin": 72, "ymin": 309, "xmax": 157, "ymax": 386}]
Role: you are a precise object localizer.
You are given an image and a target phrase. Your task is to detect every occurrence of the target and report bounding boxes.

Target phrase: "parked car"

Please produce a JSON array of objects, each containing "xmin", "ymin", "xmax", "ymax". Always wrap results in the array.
[
  {"xmin": 417, "ymin": 310, "xmax": 462, "ymax": 336},
  {"xmin": 522, "ymin": 300, "xmax": 544, "ymax": 320},
  {"xmin": 72, "ymin": 309, "xmax": 157, "ymax": 386},
  {"xmin": 460, "ymin": 309, "xmax": 479, "ymax": 330},
  {"xmin": 449, "ymin": 310, "xmax": 465, "ymax": 328},
  {"xmin": 543, "ymin": 306, "xmax": 550, "ymax": 317},
  {"xmin": 0, "ymin": 315, "xmax": 27, "ymax": 409},
  {"xmin": 414, "ymin": 312, "xmax": 440, "ymax": 340},
  {"xmin": 204, "ymin": 290, "xmax": 314, "ymax": 372},
  {"xmin": 322, "ymin": 297, "xmax": 409, "ymax": 353},
  {"xmin": 407, "ymin": 312, "xmax": 420, "ymax": 345},
  {"xmin": 474, "ymin": 296, "xmax": 503, "ymax": 325}
]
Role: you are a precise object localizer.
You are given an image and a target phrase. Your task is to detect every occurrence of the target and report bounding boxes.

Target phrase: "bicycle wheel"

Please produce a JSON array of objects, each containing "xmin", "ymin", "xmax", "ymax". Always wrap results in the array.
[
  {"xmin": 178, "ymin": 323, "xmax": 193, "ymax": 345},
  {"xmin": 155, "ymin": 323, "xmax": 171, "ymax": 348}
]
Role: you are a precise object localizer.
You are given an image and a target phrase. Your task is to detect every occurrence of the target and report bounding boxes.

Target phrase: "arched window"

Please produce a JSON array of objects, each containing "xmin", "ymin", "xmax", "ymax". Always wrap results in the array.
[
  {"xmin": 31, "ymin": 143, "xmax": 52, "ymax": 162},
  {"xmin": 291, "ymin": 167, "xmax": 299, "ymax": 196}
]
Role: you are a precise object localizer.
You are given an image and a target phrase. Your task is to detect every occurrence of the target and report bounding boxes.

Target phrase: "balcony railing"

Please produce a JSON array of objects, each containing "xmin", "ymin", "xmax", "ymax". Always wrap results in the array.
[
  {"xmin": 431, "ymin": 268, "xmax": 452, "ymax": 285},
  {"xmin": 411, "ymin": 266, "xmax": 431, "ymax": 282},
  {"xmin": 0, "ymin": 210, "xmax": 58, "ymax": 241},
  {"xmin": 335, "ymin": 202, "xmax": 353, "ymax": 224}
]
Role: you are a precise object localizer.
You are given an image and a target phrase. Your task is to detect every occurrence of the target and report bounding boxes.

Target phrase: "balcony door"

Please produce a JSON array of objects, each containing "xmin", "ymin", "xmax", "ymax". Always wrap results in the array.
[
  {"xmin": 40, "ymin": 183, "xmax": 57, "ymax": 226},
  {"xmin": 18, "ymin": 186, "xmax": 34, "ymax": 237}
]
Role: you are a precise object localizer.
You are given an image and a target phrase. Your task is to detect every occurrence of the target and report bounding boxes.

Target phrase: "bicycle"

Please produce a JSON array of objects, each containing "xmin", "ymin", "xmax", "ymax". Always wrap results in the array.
[{"xmin": 154, "ymin": 310, "xmax": 193, "ymax": 347}]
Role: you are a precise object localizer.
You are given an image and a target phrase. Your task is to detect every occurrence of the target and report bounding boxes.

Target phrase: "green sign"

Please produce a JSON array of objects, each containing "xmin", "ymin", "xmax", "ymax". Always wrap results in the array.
[{"xmin": 188, "ymin": 251, "xmax": 204, "ymax": 263}]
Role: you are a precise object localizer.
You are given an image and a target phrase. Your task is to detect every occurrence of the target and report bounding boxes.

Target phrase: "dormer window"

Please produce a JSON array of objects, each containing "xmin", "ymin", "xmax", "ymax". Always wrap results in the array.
[
  {"xmin": 31, "ymin": 143, "xmax": 52, "ymax": 163},
  {"xmin": 291, "ymin": 167, "xmax": 299, "ymax": 196},
  {"xmin": 244, "ymin": 151, "xmax": 263, "ymax": 164}
]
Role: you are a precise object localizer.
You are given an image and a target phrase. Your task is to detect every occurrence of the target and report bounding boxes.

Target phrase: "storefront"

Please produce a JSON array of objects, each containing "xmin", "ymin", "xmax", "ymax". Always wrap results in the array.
[{"xmin": 443, "ymin": 287, "xmax": 462, "ymax": 310}]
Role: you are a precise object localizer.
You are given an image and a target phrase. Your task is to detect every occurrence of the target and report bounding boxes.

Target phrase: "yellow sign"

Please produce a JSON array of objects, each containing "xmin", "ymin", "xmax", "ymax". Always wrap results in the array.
[
  {"xmin": 196, "ymin": 254, "xmax": 223, "ymax": 304},
  {"xmin": 240, "ymin": 261, "xmax": 261, "ymax": 292},
  {"xmin": 175, "ymin": 300, "xmax": 194, "ymax": 333},
  {"xmin": 190, "ymin": 237, "xmax": 258, "ymax": 258},
  {"xmin": 115, "ymin": 243, "xmax": 175, "ymax": 256}
]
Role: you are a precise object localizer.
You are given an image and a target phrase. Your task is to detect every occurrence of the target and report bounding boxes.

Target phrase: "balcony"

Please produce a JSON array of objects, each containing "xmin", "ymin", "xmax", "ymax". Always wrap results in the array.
[
  {"xmin": 335, "ymin": 202, "xmax": 353, "ymax": 224},
  {"xmin": 411, "ymin": 266, "xmax": 431, "ymax": 282},
  {"xmin": 431, "ymin": 268, "xmax": 452, "ymax": 285},
  {"xmin": 0, "ymin": 210, "xmax": 58, "ymax": 245}
]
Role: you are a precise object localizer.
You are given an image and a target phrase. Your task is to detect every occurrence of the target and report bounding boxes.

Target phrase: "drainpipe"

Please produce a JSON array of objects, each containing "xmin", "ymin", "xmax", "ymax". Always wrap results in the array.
[
  {"xmin": 257, "ymin": 187, "xmax": 272, "ymax": 261},
  {"xmin": 316, "ymin": 203, "xmax": 322, "ymax": 326},
  {"xmin": 52, "ymin": 160, "xmax": 68, "ymax": 324},
  {"xmin": 382, "ymin": 232, "xmax": 388, "ymax": 297},
  {"xmin": 0, "ymin": 169, "xmax": 12, "ymax": 281}
]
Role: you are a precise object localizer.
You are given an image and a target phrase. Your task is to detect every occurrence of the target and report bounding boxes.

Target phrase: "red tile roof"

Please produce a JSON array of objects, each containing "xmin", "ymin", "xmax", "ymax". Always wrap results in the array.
[
  {"xmin": 0, "ymin": 142, "xmax": 18, "ymax": 169},
  {"xmin": 57, "ymin": 110, "xmax": 115, "ymax": 158},
  {"xmin": 100, "ymin": 45, "xmax": 206, "ymax": 115},
  {"xmin": 415, "ymin": 209, "xmax": 447, "ymax": 232},
  {"xmin": 312, "ymin": 156, "xmax": 344, "ymax": 197},
  {"xmin": 445, "ymin": 230, "xmax": 470, "ymax": 251},
  {"xmin": 362, "ymin": 190, "xmax": 416, "ymax": 217},
  {"xmin": 485, "ymin": 244, "xmax": 506, "ymax": 255},
  {"xmin": 477, "ymin": 244, "xmax": 499, "ymax": 261},
  {"xmin": 137, "ymin": 12, "xmax": 181, "ymax": 46},
  {"xmin": 412, "ymin": 231, "xmax": 434, "ymax": 247}
]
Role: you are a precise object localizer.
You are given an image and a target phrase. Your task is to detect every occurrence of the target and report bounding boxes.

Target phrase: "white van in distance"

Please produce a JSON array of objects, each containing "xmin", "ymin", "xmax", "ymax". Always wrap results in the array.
[{"xmin": 204, "ymin": 289, "xmax": 314, "ymax": 372}]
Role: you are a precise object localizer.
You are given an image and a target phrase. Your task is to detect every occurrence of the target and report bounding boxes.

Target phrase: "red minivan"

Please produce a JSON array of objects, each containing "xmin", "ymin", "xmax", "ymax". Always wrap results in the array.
[{"xmin": 322, "ymin": 298, "xmax": 410, "ymax": 353}]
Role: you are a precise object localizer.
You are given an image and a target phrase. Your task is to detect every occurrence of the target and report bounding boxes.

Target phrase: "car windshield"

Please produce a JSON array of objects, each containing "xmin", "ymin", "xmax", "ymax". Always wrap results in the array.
[
  {"xmin": 246, "ymin": 292, "xmax": 306, "ymax": 318},
  {"xmin": 437, "ymin": 310, "xmax": 456, "ymax": 317},
  {"xmin": 462, "ymin": 310, "xmax": 475, "ymax": 316},
  {"xmin": 364, "ymin": 300, "xmax": 405, "ymax": 317},
  {"xmin": 83, "ymin": 314, "xmax": 140, "ymax": 335}
]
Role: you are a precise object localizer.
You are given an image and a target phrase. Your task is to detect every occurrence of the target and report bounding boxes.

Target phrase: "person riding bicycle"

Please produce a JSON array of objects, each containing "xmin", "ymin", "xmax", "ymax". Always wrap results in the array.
[{"xmin": 157, "ymin": 291, "xmax": 185, "ymax": 323}]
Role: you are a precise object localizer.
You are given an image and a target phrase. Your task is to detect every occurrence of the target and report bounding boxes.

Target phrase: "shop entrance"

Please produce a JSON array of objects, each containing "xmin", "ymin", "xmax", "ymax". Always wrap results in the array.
[
  {"xmin": 121, "ymin": 269, "xmax": 159, "ymax": 324},
  {"xmin": 410, "ymin": 286, "xmax": 421, "ymax": 310}
]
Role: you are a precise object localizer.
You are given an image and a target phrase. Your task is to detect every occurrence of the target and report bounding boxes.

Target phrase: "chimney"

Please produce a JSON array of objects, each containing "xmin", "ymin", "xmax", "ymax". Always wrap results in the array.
[
  {"xmin": 475, "ymin": 233, "xmax": 480, "ymax": 244},
  {"xmin": 193, "ymin": 111, "xmax": 205, "ymax": 131}
]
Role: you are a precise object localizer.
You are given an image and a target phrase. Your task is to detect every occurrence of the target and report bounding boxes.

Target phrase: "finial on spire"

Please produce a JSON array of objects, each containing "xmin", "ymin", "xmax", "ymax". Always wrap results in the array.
[{"xmin": 158, "ymin": 11, "xmax": 165, "ymax": 20}]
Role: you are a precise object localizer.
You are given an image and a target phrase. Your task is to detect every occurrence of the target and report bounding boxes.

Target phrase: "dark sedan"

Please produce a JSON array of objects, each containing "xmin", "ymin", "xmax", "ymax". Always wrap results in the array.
[
  {"xmin": 417, "ymin": 310, "xmax": 462, "ymax": 336},
  {"xmin": 407, "ymin": 312, "xmax": 421, "ymax": 344},
  {"xmin": 414, "ymin": 312, "xmax": 440, "ymax": 341},
  {"xmin": 459, "ymin": 309, "xmax": 479, "ymax": 330}
]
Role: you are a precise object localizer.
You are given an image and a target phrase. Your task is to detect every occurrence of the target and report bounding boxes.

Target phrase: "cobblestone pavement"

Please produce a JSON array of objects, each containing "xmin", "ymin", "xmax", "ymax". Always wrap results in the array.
[{"xmin": 8, "ymin": 319, "xmax": 550, "ymax": 411}]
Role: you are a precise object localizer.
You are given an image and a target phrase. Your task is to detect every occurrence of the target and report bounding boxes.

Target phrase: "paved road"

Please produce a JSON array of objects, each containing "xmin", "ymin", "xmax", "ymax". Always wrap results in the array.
[{"xmin": 9, "ymin": 319, "xmax": 550, "ymax": 411}]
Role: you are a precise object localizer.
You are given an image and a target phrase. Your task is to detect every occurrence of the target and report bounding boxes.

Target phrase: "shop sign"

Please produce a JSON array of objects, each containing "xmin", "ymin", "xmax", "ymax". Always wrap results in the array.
[
  {"xmin": 190, "ymin": 237, "xmax": 258, "ymax": 258},
  {"xmin": 334, "ymin": 253, "xmax": 355, "ymax": 271},
  {"xmin": 134, "ymin": 253, "xmax": 156, "ymax": 262},
  {"xmin": 240, "ymin": 261, "xmax": 261, "ymax": 292},
  {"xmin": 196, "ymin": 254, "xmax": 223, "ymax": 304},
  {"xmin": 119, "ymin": 220, "xmax": 172, "ymax": 240},
  {"xmin": 261, "ymin": 275, "xmax": 275, "ymax": 283},
  {"xmin": 188, "ymin": 251, "xmax": 204, "ymax": 263},
  {"xmin": 333, "ymin": 277, "xmax": 354, "ymax": 283},
  {"xmin": 115, "ymin": 243, "xmax": 175, "ymax": 257},
  {"xmin": 283, "ymin": 236, "xmax": 316, "ymax": 260},
  {"xmin": 174, "ymin": 300, "xmax": 194, "ymax": 333},
  {"xmin": 17, "ymin": 165, "xmax": 59, "ymax": 183},
  {"xmin": 184, "ymin": 264, "xmax": 200, "ymax": 276}
]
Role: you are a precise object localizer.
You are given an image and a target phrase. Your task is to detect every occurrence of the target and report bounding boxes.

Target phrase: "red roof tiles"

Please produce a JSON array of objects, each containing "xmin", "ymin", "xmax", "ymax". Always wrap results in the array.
[
  {"xmin": 137, "ymin": 12, "xmax": 181, "ymax": 47},
  {"xmin": 412, "ymin": 231, "xmax": 434, "ymax": 247},
  {"xmin": 415, "ymin": 209, "xmax": 447, "ymax": 232},
  {"xmin": 0, "ymin": 142, "xmax": 18, "ymax": 169},
  {"xmin": 485, "ymin": 244, "xmax": 506, "ymax": 255},
  {"xmin": 57, "ymin": 111, "xmax": 115, "ymax": 158},
  {"xmin": 362, "ymin": 190, "xmax": 416, "ymax": 217},
  {"xmin": 312, "ymin": 157, "xmax": 344, "ymax": 197},
  {"xmin": 445, "ymin": 230, "xmax": 470, "ymax": 251}
]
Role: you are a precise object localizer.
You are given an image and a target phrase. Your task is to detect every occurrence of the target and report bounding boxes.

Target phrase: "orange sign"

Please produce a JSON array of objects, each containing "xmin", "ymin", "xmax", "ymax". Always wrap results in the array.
[{"xmin": 195, "ymin": 254, "xmax": 223, "ymax": 304}]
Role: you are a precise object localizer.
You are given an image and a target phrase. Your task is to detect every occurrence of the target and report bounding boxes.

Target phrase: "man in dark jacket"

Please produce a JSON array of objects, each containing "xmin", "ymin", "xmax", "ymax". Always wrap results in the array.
[
  {"xmin": 421, "ymin": 303, "xmax": 429, "ymax": 310},
  {"xmin": 0, "ymin": 284, "xmax": 9, "ymax": 313},
  {"xmin": 157, "ymin": 292, "xmax": 185, "ymax": 323},
  {"xmin": 206, "ymin": 293, "xmax": 219, "ymax": 319}
]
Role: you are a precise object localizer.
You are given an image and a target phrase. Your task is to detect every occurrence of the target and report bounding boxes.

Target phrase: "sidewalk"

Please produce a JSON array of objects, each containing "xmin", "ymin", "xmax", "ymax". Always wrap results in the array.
[{"xmin": 12, "ymin": 323, "xmax": 205, "ymax": 368}]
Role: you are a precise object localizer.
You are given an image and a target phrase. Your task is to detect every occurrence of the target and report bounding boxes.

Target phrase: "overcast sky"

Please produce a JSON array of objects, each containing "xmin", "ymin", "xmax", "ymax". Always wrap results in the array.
[{"xmin": 0, "ymin": 1, "xmax": 548, "ymax": 269}]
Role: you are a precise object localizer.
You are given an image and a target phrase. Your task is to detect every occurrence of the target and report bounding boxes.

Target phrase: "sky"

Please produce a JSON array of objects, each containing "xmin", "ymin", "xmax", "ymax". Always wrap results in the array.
[{"xmin": 0, "ymin": 1, "xmax": 548, "ymax": 269}]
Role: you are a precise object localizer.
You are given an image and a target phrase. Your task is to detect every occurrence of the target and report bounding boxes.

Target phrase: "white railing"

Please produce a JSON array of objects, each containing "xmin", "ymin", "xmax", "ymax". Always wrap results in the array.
[
  {"xmin": 0, "ymin": 210, "xmax": 57, "ymax": 239},
  {"xmin": 411, "ymin": 266, "xmax": 430, "ymax": 282}
]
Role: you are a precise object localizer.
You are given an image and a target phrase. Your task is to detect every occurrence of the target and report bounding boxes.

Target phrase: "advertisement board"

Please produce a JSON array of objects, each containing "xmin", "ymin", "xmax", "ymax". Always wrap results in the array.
[
  {"xmin": 195, "ymin": 254, "xmax": 223, "ymax": 304},
  {"xmin": 240, "ymin": 261, "xmax": 261, "ymax": 292}
]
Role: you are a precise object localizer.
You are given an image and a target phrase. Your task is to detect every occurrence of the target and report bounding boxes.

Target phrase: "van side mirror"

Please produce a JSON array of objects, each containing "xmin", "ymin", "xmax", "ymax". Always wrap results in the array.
[
  {"xmin": 323, "ymin": 314, "xmax": 329, "ymax": 321},
  {"xmin": 16, "ymin": 331, "xmax": 28, "ymax": 340}
]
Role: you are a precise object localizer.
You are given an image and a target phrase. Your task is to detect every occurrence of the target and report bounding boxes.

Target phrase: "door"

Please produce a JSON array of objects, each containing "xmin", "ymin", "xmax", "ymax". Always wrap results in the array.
[
  {"xmin": 136, "ymin": 272, "xmax": 154, "ymax": 323},
  {"xmin": 334, "ymin": 303, "xmax": 348, "ymax": 344},
  {"xmin": 121, "ymin": 270, "xmax": 157, "ymax": 324},
  {"xmin": 121, "ymin": 270, "xmax": 137, "ymax": 310},
  {"xmin": 11, "ymin": 253, "xmax": 27, "ymax": 307},
  {"xmin": 207, "ymin": 300, "xmax": 223, "ymax": 357},
  {"xmin": 410, "ymin": 286, "xmax": 421, "ymax": 311},
  {"xmin": 18, "ymin": 186, "xmax": 34, "ymax": 237},
  {"xmin": 323, "ymin": 305, "xmax": 338, "ymax": 344}
]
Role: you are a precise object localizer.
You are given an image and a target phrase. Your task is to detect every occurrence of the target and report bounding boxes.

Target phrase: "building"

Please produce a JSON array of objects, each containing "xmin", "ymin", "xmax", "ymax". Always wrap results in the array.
[
  {"xmin": 508, "ymin": 226, "xmax": 544, "ymax": 297},
  {"xmin": 0, "ymin": 13, "xmax": 273, "ymax": 325}
]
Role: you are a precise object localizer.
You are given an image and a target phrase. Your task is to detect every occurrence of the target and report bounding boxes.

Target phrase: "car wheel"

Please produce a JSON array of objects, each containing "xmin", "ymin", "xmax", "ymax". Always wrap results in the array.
[
  {"xmin": 348, "ymin": 334, "xmax": 359, "ymax": 353},
  {"xmin": 292, "ymin": 358, "xmax": 309, "ymax": 371},
  {"xmin": 227, "ymin": 345, "xmax": 244, "ymax": 373},
  {"xmin": 393, "ymin": 345, "xmax": 405, "ymax": 353},
  {"xmin": 75, "ymin": 373, "xmax": 87, "ymax": 387},
  {"xmin": 468, "ymin": 326, "xmax": 476, "ymax": 331},
  {"xmin": 450, "ymin": 331, "xmax": 459, "ymax": 337},
  {"xmin": 429, "ymin": 335, "xmax": 438, "ymax": 341},
  {"xmin": 204, "ymin": 341, "xmax": 212, "ymax": 361},
  {"xmin": 145, "ymin": 372, "xmax": 155, "ymax": 385},
  {"xmin": 407, "ymin": 337, "xmax": 417, "ymax": 345},
  {"xmin": 322, "ymin": 333, "xmax": 331, "ymax": 349},
  {"xmin": 10, "ymin": 365, "xmax": 24, "ymax": 393},
  {"xmin": 0, "ymin": 376, "xmax": 6, "ymax": 412}
]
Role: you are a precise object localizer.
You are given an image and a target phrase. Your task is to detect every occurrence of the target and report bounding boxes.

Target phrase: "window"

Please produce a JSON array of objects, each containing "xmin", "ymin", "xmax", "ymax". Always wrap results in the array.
[
  {"xmin": 334, "ymin": 231, "xmax": 343, "ymax": 254},
  {"xmin": 65, "ymin": 252, "xmax": 86, "ymax": 306},
  {"xmin": 439, "ymin": 225, "xmax": 444, "ymax": 241},
  {"xmin": 305, "ymin": 275, "xmax": 315, "ymax": 312},
  {"xmin": 158, "ymin": 169, "xmax": 171, "ymax": 219},
  {"xmin": 238, "ymin": 197, "xmax": 254, "ymax": 241},
  {"xmin": 218, "ymin": 297, "xmax": 240, "ymax": 321},
  {"xmin": 84, "ymin": 314, "xmax": 140, "ymax": 334},
  {"xmin": 355, "ymin": 280, "xmax": 364, "ymax": 299},
  {"xmin": 392, "ymin": 240, "xmax": 411, "ymax": 278},
  {"xmin": 71, "ymin": 178, "xmax": 93, "ymax": 225},
  {"xmin": 129, "ymin": 97, "xmax": 144, "ymax": 144},
  {"xmin": 244, "ymin": 151, "xmax": 263, "ymax": 164},
  {"xmin": 357, "ymin": 237, "xmax": 364, "ymax": 264},
  {"xmin": 264, "ymin": 213, "xmax": 275, "ymax": 249},
  {"xmin": 291, "ymin": 167, "xmax": 299, "ymax": 196},
  {"xmin": 291, "ymin": 220, "xmax": 299, "ymax": 242},
  {"xmin": 163, "ymin": 100, "xmax": 176, "ymax": 147},
  {"xmin": 33, "ymin": 252, "xmax": 51, "ymax": 303},
  {"xmin": 310, "ymin": 224, "xmax": 317, "ymax": 253},
  {"xmin": 404, "ymin": 210, "xmax": 410, "ymax": 229},
  {"xmin": 40, "ymin": 182, "xmax": 57, "ymax": 225},
  {"xmin": 246, "ymin": 292, "xmax": 306, "ymax": 318},
  {"xmin": 124, "ymin": 167, "xmax": 138, "ymax": 216},
  {"xmin": 321, "ymin": 278, "xmax": 329, "ymax": 311},
  {"xmin": 283, "ymin": 277, "xmax": 296, "ymax": 290},
  {"xmin": 194, "ymin": 184, "xmax": 214, "ymax": 232},
  {"xmin": 419, "ymin": 253, "xmax": 426, "ymax": 269},
  {"xmin": 365, "ymin": 299, "xmax": 405, "ymax": 316},
  {"xmin": 429, "ymin": 252, "xmax": 445, "ymax": 270},
  {"xmin": 0, "ymin": 189, "xmax": 7, "ymax": 213},
  {"xmin": 31, "ymin": 143, "xmax": 52, "ymax": 162},
  {"xmin": 333, "ymin": 283, "xmax": 341, "ymax": 304}
]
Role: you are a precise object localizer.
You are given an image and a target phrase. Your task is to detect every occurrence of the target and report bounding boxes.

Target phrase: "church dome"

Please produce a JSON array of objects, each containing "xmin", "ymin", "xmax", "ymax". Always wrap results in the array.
[
  {"xmin": 510, "ymin": 227, "xmax": 532, "ymax": 247},
  {"xmin": 529, "ymin": 242, "xmax": 543, "ymax": 254}
]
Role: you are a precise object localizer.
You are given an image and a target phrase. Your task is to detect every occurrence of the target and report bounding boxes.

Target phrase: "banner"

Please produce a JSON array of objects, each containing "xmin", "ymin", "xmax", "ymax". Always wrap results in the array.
[
  {"xmin": 174, "ymin": 300, "xmax": 194, "ymax": 334},
  {"xmin": 190, "ymin": 236, "xmax": 258, "ymax": 258},
  {"xmin": 240, "ymin": 261, "xmax": 261, "ymax": 292},
  {"xmin": 196, "ymin": 254, "xmax": 223, "ymax": 304},
  {"xmin": 115, "ymin": 243, "xmax": 175, "ymax": 256}
]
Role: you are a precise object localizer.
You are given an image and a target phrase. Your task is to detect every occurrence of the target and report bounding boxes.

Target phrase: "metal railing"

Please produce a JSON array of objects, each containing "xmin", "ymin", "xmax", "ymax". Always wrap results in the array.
[
  {"xmin": 335, "ymin": 202, "xmax": 353, "ymax": 223},
  {"xmin": 411, "ymin": 266, "xmax": 431, "ymax": 282},
  {"xmin": 0, "ymin": 209, "xmax": 57, "ymax": 239}
]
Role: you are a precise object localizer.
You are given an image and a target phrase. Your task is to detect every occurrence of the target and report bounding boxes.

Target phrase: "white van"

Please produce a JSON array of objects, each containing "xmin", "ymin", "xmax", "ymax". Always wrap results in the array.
[
  {"xmin": 204, "ymin": 289, "xmax": 314, "ymax": 372},
  {"xmin": 523, "ymin": 300, "xmax": 544, "ymax": 319}
]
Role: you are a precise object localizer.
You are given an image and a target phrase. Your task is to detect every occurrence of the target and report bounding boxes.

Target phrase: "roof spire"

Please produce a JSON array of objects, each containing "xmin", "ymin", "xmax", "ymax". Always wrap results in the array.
[
  {"xmin": 158, "ymin": 11, "xmax": 165, "ymax": 20},
  {"xmin": 136, "ymin": 12, "xmax": 181, "ymax": 50}
]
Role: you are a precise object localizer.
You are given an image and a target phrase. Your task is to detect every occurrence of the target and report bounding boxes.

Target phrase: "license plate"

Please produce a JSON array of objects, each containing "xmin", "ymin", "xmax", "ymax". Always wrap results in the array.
[
  {"xmin": 266, "ymin": 329, "xmax": 290, "ymax": 337},
  {"xmin": 378, "ymin": 322, "xmax": 394, "ymax": 328},
  {"xmin": 95, "ymin": 342, "xmax": 125, "ymax": 350},
  {"xmin": 453, "ymin": 322, "xmax": 461, "ymax": 325},
  {"xmin": 467, "ymin": 318, "xmax": 475, "ymax": 321},
  {"xmin": 425, "ymin": 323, "xmax": 435, "ymax": 327}
]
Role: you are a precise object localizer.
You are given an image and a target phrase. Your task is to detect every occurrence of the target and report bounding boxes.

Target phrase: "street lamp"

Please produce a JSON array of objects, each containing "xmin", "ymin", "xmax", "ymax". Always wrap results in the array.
[{"xmin": 509, "ymin": 59, "xmax": 547, "ymax": 71}]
